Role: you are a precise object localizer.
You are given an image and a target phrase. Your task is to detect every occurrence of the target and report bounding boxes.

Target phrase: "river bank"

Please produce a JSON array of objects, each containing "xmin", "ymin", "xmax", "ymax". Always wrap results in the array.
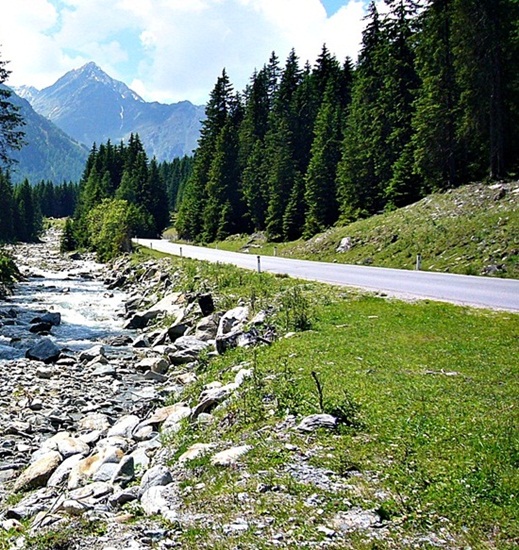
[{"xmin": 1, "ymin": 231, "xmax": 517, "ymax": 549}]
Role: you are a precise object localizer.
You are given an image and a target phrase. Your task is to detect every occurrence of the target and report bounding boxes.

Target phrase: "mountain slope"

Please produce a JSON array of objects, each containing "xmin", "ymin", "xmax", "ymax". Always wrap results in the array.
[
  {"xmin": 3, "ymin": 86, "xmax": 88, "ymax": 184},
  {"xmin": 26, "ymin": 62, "xmax": 204, "ymax": 160}
]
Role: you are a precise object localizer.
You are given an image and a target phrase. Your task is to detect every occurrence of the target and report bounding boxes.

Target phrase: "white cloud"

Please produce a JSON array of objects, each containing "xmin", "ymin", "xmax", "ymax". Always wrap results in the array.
[{"xmin": 1, "ymin": 0, "xmax": 372, "ymax": 104}]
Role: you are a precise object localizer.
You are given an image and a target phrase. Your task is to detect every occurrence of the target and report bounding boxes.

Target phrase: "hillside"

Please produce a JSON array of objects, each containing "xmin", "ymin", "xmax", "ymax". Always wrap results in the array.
[
  {"xmin": 2, "ymin": 86, "xmax": 88, "ymax": 184},
  {"xmin": 212, "ymin": 182, "xmax": 519, "ymax": 280}
]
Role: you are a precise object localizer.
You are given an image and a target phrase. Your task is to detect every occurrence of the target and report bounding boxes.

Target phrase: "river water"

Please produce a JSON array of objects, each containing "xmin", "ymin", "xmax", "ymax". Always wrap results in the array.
[{"xmin": 0, "ymin": 234, "xmax": 131, "ymax": 362}]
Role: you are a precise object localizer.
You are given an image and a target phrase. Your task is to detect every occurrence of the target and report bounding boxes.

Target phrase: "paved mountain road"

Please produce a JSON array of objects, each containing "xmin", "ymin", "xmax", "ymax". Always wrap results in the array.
[{"xmin": 133, "ymin": 239, "xmax": 519, "ymax": 312}]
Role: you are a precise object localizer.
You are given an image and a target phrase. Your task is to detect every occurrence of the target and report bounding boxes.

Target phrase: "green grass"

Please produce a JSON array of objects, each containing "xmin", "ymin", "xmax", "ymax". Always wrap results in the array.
[
  {"xmin": 187, "ymin": 182, "xmax": 519, "ymax": 279},
  {"xmin": 138, "ymin": 250, "xmax": 518, "ymax": 548}
]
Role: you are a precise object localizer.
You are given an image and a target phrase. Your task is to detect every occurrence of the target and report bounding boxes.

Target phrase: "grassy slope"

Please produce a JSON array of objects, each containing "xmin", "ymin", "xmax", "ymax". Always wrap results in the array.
[
  {"xmin": 210, "ymin": 182, "xmax": 519, "ymax": 279},
  {"xmin": 140, "ymin": 258, "xmax": 518, "ymax": 549}
]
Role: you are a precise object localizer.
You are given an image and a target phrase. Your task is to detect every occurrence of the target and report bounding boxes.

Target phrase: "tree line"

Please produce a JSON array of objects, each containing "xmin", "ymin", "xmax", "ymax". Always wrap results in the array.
[
  {"xmin": 0, "ymin": 172, "xmax": 78, "ymax": 243},
  {"xmin": 175, "ymin": 0, "xmax": 519, "ymax": 243},
  {"xmin": 63, "ymin": 135, "xmax": 193, "ymax": 260}
]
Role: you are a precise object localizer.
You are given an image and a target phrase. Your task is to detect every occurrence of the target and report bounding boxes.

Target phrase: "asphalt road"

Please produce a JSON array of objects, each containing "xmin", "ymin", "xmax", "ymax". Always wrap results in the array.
[{"xmin": 133, "ymin": 238, "xmax": 519, "ymax": 312}]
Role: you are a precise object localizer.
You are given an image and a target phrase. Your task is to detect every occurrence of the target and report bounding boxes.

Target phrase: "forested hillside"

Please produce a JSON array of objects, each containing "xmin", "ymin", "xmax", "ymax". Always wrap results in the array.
[{"xmin": 175, "ymin": 0, "xmax": 519, "ymax": 243}]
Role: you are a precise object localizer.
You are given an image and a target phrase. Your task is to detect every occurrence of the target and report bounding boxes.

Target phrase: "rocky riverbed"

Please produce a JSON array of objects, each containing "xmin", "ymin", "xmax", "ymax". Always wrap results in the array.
[
  {"xmin": 0, "ymin": 230, "xmax": 292, "ymax": 549},
  {"xmin": 0, "ymin": 230, "xmax": 460, "ymax": 550}
]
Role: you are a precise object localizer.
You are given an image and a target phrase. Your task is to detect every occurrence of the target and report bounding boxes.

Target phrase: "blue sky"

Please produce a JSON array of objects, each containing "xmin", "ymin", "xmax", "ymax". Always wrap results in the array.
[{"xmin": 1, "ymin": 0, "xmax": 374, "ymax": 105}]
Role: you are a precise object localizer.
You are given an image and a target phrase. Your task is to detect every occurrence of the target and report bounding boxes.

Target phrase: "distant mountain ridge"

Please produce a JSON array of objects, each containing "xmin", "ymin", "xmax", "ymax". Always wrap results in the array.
[
  {"xmin": 2, "ymin": 86, "xmax": 89, "ymax": 184},
  {"xmin": 17, "ymin": 62, "xmax": 205, "ymax": 162}
]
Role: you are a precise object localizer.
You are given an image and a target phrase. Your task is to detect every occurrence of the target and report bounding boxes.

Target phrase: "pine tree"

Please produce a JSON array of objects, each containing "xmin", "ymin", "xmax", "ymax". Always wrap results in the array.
[
  {"xmin": 0, "ymin": 170, "xmax": 15, "ymax": 242},
  {"xmin": 337, "ymin": 2, "xmax": 386, "ymax": 220},
  {"xmin": 382, "ymin": 0, "xmax": 421, "ymax": 207},
  {"xmin": 176, "ymin": 70, "xmax": 234, "ymax": 241},
  {"xmin": 264, "ymin": 117, "xmax": 299, "ymax": 241},
  {"xmin": 0, "ymin": 52, "xmax": 25, "ymax": 167},
  {"xmin": 411, "ymin": 0, "xmax": 461, "ymax": 192},
  {"xmin": 143, "ymin": 158, "xmax": 170, "ymax": 235},
  {"xmin": 14, "ymin": 180, "xmax": 41, "ymax": 242},
  {"xmin": 303, "ymin": 86, "xmax": 343, "ymax": 237}
]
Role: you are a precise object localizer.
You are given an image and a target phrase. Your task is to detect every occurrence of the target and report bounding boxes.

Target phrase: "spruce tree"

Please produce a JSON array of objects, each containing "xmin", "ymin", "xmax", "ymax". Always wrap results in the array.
[
  {"xmin": 411, "ymin": 0, "xmax": 461, "ymax": 192},
  {"xmin": 0, "ymin": 170, "xmax": 15, "ymax": 242},
  {"xmin": 176, "ymin": 70, "xmax": 234, "ymax": 241},
  {"xmin": 0, "ymin": 52, "xmax": 24, "ymax": 167},
  {"xmin": 303, "ymin": 86, "xmax": 343, "ymax": 237},
  {"xmin": 337, "ymin": 2, "xmax": 386, "ymax": 220}
]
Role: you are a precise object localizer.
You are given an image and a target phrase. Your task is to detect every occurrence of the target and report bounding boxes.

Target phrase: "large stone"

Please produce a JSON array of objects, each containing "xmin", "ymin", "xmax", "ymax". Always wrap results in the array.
[
  {"xmin": 161, "ymin": 404, "xmax": 191, "ymax": 434},
  {"xmin": 78, "ymin": 413, "xmax": 110, "ymax": 433},
  {"xmin": 145, "ymin": 292, "xmax": 185, "ymax": 318},
  {"xmin": 197, "ymin": 293, "xmax": 214, "ymax": 316},
  {"xmin": 29, "ymin": 322, "xmax": 52, "ymax": 334},
  {"xmin": 167, "ymin": 322, "xmax": 189, "ymax": 342},
  {"xmin": 124, "ymin": 311, "xmax": 159, "ymax": 330},
  {"xmin": 25, "ymin": 338, "xmax": 61, "ymax": 363},
  {"xmin": 178, "ymin": 443, "xmax": 215, "ymax": 464},
  {"xmin": 47, "ymin": 454, "xmax": 83, "ymax": 487},
  {"xmin": 135, "ymin": 356, "xmax": 169, "ymax": 375},
  {"xmin": 336, "ymin": 237, "xmax": 353, "ymax": 253},
  {"xmin": 140, "ymin": 465, "xmax": 173, "ymax": 494},
  {"xmin": 166, "ymin": 336, "xmax": 211, "ymax": 365},
  {"xmin": 297, "ymin": 414, "xmax": 337, "ymax": 432},
  {"xmin": 195, "ymin": 314, "xmax": 219, "ymax": 341},
  {"xmin": 140, "ymin": 484, "xmax": 181, "ymax": 520},
  {"xmin": 138, "ymin": 403, "xmax": 191, "ymax": 430},
  {"xmin": 191, "ymin": 383, "xmax": 237, "ymax": 419},
  {"xmin": 210, "ymin": 445, "xmax": 252, "ymax": 466},
  {"xmin": 68, "ymin": 446, "xmax": 124, "ymax": 489},
  {"xmin": 37, "ymin": 432, "xmax": 90, "ymax": 459},
  {"xmin": 78, "ymin": 345, "xmax": 106, "ymax": 362},
  {"xmin": 107, "ymin": 415, "xmax": 141, "ymax": 439},
  {"xmin": 13, "ymin": 451, "xmax": 62, "ymax": 492},
  {"xmin": 31, "ymin": 312, "xmax": 61, "ymax": 326},
  {"xmin": 217, "ymin": 306, "xmax": 249, "ymax": 337}
]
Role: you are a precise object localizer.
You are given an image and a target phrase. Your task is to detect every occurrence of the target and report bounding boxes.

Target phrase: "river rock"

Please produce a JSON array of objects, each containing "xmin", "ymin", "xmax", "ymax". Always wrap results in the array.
[
  {"xmin": 31, "ymin": 312, "xmax": 61, "ymax": 326},
  {"xmin": 37, "ymin": 432, "xmax": 90, "ymax": 459},
  {"xmin": 25, "ymin": 338, "xmax": 61, "ymax": 363},
  {"xmin": 77, "ymin": 413, "xmax": 110, "ymax": 433},
  {"xmin": 140, "ymin": 465, "xmax": 173, "ymax": 494},
  {"xmin": 107, "ymin": 415, "xmax": 141, "ymax": 439},
  {"xmin": 13, "ymin": 451, "xmax": 62, "ymax": 492},
  {"xmin": 135, "ymin": 356, "xmax": 169, "ymax": 375},
  {"xmin": 79, "ymin": 345, "xmax": 106, "ymax": 362},
  {"xmin": 47, "ymin": 454, "xmax": 84, "ymax": 487},
  {"xmin": 217, "ymin": 306, "xmax": 249, "ymax": 336},
  {"xmin": 68, "ymin": 446, "xmax": 125, "ymax": 489},
  {"xmin": 166, "ymin": 336, "xmax": 211, "ymax": 365},
  {"xmin": 29, "ymin": 322, "xmax": 52, "ymax": 334}
]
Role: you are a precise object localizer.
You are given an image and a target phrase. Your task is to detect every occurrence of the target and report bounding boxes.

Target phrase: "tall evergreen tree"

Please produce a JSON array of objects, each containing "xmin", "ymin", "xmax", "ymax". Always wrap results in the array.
[
  {"xmin": 337, "ymin": 2, "xmax": 387, "ymax": 220},
  {"xmin": 14, "ymin": 180, "xmax": 41, "ymax": 242},
  {"xmin": 410, "ymin": 0, "xmax": 461, "ymax": 192},
  {"xmin": 176, "ymin": 70, "xmax": 234, "ymax": 240},
  {"xmin": 0, "ymin": 170, "xmax": 15, "ymax": 242},
  {"xmin": 0, "ymin": 52, "xmax": 24, "ymax": 167},
  {"xmin": 303, "ymin": 85, "xmax": 344, "ymax": 237}
]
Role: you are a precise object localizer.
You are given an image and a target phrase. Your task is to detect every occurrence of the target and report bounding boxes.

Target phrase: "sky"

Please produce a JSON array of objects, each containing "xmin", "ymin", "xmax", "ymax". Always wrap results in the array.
[{"xmin": 0, "ymin": 0, "xmax": 376, "ymax": 105}]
